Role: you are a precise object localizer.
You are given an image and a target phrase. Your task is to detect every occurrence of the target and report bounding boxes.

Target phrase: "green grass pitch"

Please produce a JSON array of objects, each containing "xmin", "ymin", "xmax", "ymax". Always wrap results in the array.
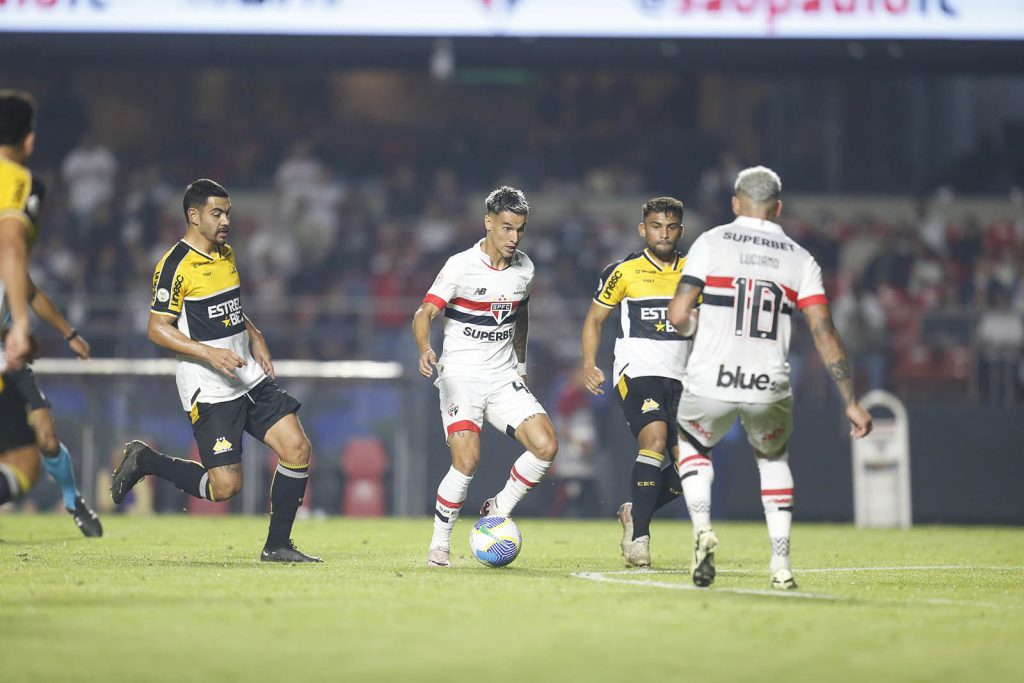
[{"xmin": 2, "ymin": 515, "xmax": 1022, "ymax": 683}]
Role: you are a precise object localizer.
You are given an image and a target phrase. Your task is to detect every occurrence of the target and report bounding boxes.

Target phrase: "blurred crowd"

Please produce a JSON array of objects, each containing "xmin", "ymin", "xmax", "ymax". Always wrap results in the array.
[{"xmin": 8, "ymin": 70, "xmax": 1021, "ymax": 408}]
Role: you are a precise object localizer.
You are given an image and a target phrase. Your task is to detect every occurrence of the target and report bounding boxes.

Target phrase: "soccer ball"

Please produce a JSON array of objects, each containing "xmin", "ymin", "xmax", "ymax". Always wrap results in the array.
[{"xmin": 470, "ymin": 516, "xmax": 522, "ymax": 567}]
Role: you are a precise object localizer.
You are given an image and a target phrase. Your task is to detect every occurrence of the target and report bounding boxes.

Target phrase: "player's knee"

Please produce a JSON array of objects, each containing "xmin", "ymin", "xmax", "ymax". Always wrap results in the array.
[
  {"xmin": 209, "ymin": 468, "xmax": 243, "ymax": 500},
  {"xmin": 640, "ymin": 435, "xmax": 667, "ymax": 455},
  {"xmin": 212, "ymin": 478, "xmax": 242, "ymax": 501},
  {"xmin": 280, "ymin": 434, "xmax": 312, "ymax": 467},
  {"xmin": 532, "ymin": 432, "xmax": 558, "ymax": 462},
  {"xmin": 36, "ymin": 432, "xmax": 59, "ymax": 457},
  {"xmin": 452, "ymin": 452, "xmax": 479, "ymax": 476}
]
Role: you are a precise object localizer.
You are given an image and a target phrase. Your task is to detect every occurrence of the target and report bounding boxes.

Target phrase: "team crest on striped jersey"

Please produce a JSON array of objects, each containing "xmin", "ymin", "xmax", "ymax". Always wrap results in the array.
[{"xmin": 490, "ymin": 301, "xmax": 513, "ymax": 323}]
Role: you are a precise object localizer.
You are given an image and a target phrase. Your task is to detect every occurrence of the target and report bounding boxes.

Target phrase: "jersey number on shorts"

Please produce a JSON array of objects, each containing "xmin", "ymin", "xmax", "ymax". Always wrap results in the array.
[{"xmin": 732, "ymin": 277, "xmax": 784, "ymax": 341}]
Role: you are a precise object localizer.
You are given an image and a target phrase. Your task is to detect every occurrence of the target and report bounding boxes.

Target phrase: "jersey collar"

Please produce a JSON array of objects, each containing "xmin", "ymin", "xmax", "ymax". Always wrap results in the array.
[
  {"xmin": 476, "ymin": 238, "xmax": 519, "ymax": 270},
  {"xmin": 180, "ymin": 239, "xmax": 218, "ymax": 260},
  {"xmin": 734, "ymin": 215, "xmax": 784, "ymax": 234},
  {"xmin": 642, "ymin": 248, "xmax": 681, "ymax": 272}
]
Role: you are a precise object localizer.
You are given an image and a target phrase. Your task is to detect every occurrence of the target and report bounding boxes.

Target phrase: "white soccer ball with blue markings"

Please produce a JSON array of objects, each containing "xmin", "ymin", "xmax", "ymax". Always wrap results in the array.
[{"xmin": 470, "ymin": 516, "xmax": 522, "ymax": 567}]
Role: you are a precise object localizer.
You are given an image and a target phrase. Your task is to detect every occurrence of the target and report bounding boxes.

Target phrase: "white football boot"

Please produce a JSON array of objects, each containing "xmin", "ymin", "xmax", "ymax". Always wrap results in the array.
[
  {"xmin": 771, "ymin": 567, "xmax": 797, "ymax": 590},
  {"xmin": 426, "ymin": 546, "xmax": 451, "ymax": 568},
  {"xmin": 616, "ymin": 502, "xmax": 634, "ymax": 557},
  {"xmin": 622, "ymin": 535, "xmax": 651, "ymax": 568}
]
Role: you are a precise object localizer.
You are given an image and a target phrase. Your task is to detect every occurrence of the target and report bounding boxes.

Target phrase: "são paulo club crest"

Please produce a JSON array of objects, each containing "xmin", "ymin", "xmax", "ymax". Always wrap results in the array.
[{"xmin": 490, "ymin": 302, "xmax": 513, "ymax": 323}]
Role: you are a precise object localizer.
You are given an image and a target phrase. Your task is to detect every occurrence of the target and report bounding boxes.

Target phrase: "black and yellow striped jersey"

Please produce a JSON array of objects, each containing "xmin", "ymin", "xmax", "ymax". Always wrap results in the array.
[
  {"xmin": 151, "ymin": 240, "xmax": 265, "ymax": 410},
  {"xmin": 593, "ymin": 249, "xmax": 691, "ymax": 383},
  {"xmin": 0, "ymin": 157, "xmax": 45, "ymax": 334}
]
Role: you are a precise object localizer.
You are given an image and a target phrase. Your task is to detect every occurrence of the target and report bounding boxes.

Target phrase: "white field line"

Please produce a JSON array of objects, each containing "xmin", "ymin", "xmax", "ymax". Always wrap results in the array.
[
  {"xmin": 571, "ymin": 571, "xmax": 844, "ymax": 601},
  {"xmin": 596, "ymin": 565, "xmax": 1024, "ymax": 576},
  {"xmin": 571, "ymin": 565, "xmax": 1024, "ymax": 610}
]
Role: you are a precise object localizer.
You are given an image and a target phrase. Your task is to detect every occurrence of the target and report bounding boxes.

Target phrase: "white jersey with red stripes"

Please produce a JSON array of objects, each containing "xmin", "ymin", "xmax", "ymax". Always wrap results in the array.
[
  {"xmin": 681, "ymin": 215, "xmax": 827, "ymax": 403},
  {"xmin": 423, "ymin": 239, "xmax": 533, "ymax": 378}
]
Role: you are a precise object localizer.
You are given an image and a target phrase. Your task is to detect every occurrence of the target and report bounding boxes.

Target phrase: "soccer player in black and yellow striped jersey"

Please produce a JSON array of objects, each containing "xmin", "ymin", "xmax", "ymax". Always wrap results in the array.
[
  {"xmin": 110, "ymin": 179, "xmax": 320, "ymax": 562},
  {"xmin": 0, "ymin": 90, "xmax": 36, "ymax": 372},
  {"xmin": 581, "ymin": 197, "xmax": 693, "ymax": 567},
  {"xmin": 0, "ymin": 89, "xmax": 103, "ymax": 536}
]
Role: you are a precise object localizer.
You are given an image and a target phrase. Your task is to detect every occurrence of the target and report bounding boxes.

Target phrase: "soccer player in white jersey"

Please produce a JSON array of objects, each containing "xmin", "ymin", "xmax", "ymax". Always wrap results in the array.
[
  {"xmin": 668, "ymin": 166, "xmax": 872, "ymax": 590},
  {"xmin": 413, "ymin": 186, "xmax": 558, "ymax": 568}
]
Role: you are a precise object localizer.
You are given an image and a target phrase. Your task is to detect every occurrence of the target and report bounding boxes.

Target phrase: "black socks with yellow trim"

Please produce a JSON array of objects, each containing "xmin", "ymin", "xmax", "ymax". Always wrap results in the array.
[
  {"xmin": 266, "ymin": 462, "xmax": 309, "ymax": 549},
  {"xmin": 137, "ymin": 446, "xmax": 208, "ymax": 499}
]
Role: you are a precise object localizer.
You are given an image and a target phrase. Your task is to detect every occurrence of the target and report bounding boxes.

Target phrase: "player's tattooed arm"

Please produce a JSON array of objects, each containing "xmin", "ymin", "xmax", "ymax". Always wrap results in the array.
[
  {"xmin": 804, "ymin": 302, "xmax": 874, "ymax": 439},
  {"xmin": 513, "ymin": 300, "xmax": 529, "ymax": 364},
  {"xmin": 803, "ymin": 303, "xmax": 856, "ymax": 406},
  {"xmin": 668, "ymin": 280, "xmax": 702, "ymax": 336}
]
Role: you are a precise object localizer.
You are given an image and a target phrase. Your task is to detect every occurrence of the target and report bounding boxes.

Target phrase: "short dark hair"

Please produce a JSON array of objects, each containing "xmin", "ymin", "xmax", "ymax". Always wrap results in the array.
[
  {"xmin": 641, "ymin": 197, "xmax": 684, "ymax": 221},
  {"xmin": 485, "ymin": 186, "xmax": 529, "ymax": 216},
  {"xmin": 182, "ymin": 178, "xmax": 230, "ymax": 219},
  {"xmin": 0, "ymin": 90, "xmax": 36, "ymax": 147}
]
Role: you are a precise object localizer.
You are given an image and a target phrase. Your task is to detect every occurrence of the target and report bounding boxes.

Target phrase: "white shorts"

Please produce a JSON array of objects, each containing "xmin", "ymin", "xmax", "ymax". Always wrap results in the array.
[
  {"xmin": 676, "ymin": 389, "xmax": 792, "ymax": 455},
  {"xmin": 435, "ymin": 372, "xmax": 547, "ymax": 441}
]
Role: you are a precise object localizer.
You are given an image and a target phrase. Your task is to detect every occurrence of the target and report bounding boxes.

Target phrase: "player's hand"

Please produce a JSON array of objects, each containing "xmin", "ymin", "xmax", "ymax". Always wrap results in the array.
[
  {"xmin": 846, "ymin": 404, "xmax": 873, "ymax": 439},
  {"xmin": 418, "ymin": 348, "xmax": 437, "ymax": 378},
  {"xmin": 583, "ymin": 365, "xmax": 605, "ymax": 395},
  {"xmin": 249, "ymin": 333, "xmax": 275, "ymax": 380},
  {"xmin": 3, "ymin": 322, "xmax": 32, "ymax": 371},
  {"xmin": 68, "ymin": 334, "xmax": 91, "ymax": 360},
  {"xmin": 206, "ymin": 347, "xmax": 246, "ymax": 380}
]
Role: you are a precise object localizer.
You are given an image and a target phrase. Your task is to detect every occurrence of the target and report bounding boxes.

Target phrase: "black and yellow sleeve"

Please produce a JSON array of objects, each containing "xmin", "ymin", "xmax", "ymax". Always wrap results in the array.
[{"xmin": 151, "ymin": 242, "xmax": 191, "ymax": 318}]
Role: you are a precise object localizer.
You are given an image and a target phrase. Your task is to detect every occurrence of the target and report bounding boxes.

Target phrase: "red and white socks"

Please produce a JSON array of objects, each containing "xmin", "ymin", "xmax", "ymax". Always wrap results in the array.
[
  {"xmin": 757, "ymin": 451, "xmax": 794, "ymax": 573},
  {"xmin": 492, "ymin": 451, "xmax": 551, "ymax": 517},
  {"xmin": 431, "ymin": 466, "xmax": 473, "ymax": 550}
]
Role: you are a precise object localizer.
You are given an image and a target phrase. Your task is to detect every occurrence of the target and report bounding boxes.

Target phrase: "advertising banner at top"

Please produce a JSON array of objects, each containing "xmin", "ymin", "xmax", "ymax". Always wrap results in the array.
[{"xmin": 1, "ymin": 1, "xmax": 1021, "ymax": 40}]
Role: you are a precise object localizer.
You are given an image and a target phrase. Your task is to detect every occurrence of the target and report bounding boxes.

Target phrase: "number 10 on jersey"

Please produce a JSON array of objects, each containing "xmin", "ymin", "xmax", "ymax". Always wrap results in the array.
[{"xmin": 732, "ymin": 277, "xmax": 784, "ymax": 341}]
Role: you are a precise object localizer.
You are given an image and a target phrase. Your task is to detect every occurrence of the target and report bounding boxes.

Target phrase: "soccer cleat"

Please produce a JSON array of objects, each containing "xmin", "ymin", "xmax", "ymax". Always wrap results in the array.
[
  {"xmin": 616, "ymin": 502, "xmax": 634, "ymax": 557},
  {"xmin": 623, "ymin": 534, "xmax": 651, "ymax": 568},
  {"xmin": 260, "ymin": 540, "xmax": 323, "ymax": 563},
  {"xmin": 479, "ymin": 497, "xmax": 497, "ymax": 517},
  {"xmin": 771, "ymin": 567, "xmax": 797, "ymax": 590},
  {"xmin": 426, "ymin": 546, "xmax": 451, "ymax": 567},
  {"xmin": 111, "ymin": 440, "xmax": 150, "ymax": 505},
  {"xmin": 68, "ymin": 495, "xmax": 103, "ymax": 538},
  {"xmin": 691, "ymin": 526, "xmax": 718, "ymax": 588}
]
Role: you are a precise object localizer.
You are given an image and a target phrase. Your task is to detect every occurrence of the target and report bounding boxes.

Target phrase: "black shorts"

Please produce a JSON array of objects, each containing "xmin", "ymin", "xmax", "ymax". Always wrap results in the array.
[
  {"xmin": 189, "ymin": 379, "xmax": 301, "ymax": 469},
  {"xmin": 614, "ymin": 375, "xmax": 682, "ymax": 444},
  {"xmin": 6, "ymin": 366, "xmax": 51, "ymax": 411},
  {"xmin": 0, "ymin": 373, "xmax": 36, "ymax": 452}
]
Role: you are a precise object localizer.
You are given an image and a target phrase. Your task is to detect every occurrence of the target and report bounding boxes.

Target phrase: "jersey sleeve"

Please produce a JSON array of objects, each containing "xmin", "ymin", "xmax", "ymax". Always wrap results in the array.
[
  {"xmin": 522, "ymin": 262, "xmax": 534, "ymax": 304},
  {"xmin": 423, "ymin": 257, "xmax": 458, "ymax": 309},
  {"xmin": 679, "ymin": 233, "xmax": 711, "ymax": 287},
  {"xmin": 151, "ymin": 250, "xmax": 191, "ymax": 318},
  {"xmin": 593, "ymin": 261, "xmax": 626, "ymax": 308},
  {"xmin": 0, "ymin": 162, "xmax": 31, "ymax": 227},
  {"xmin": 795, "ymin": 255, "xmax": 828, "ymax": 309}
]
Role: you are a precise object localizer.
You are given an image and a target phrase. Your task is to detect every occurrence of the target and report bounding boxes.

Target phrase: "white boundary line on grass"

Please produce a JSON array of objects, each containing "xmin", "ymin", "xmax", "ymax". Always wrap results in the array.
[
  {"xmin": 571, "ymin": 565, "xmax": 1024, "ymax": 610},
  {"xmin": 595, "ymin": 565, "xmax": 1024, "ymax": 576},
  {"xmin": 571, "ymin": 571, "xmax": 845, "ymax": 601}
]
